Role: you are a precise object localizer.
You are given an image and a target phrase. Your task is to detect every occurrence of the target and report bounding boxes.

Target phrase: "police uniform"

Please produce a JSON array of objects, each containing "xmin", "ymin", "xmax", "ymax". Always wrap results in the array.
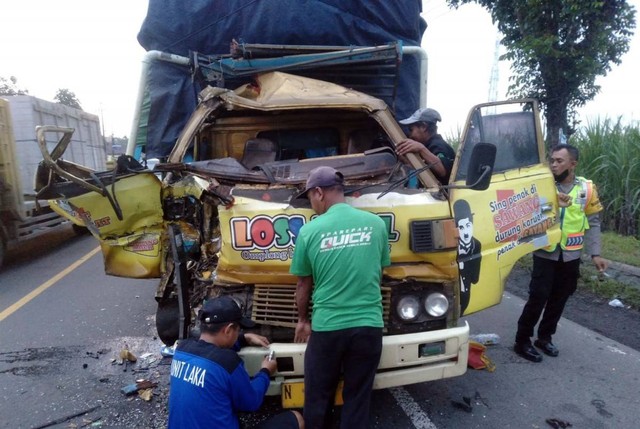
[{"xmin": 516, "ymin": 177, "xmax": 603, "ymax": 345}]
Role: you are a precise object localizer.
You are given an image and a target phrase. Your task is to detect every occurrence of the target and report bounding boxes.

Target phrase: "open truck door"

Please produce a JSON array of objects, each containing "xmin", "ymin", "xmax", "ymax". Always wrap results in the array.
[
  {"xmin": 34, "ymin": 126, "xmax": 164, "ymax": 278},
  {"xmin": 448, "ymin": 99, "xmax": 560, "ymax": 316}
]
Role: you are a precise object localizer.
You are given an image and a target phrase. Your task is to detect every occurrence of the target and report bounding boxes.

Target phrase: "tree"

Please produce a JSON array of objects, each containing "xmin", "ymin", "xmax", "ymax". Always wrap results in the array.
[
  {"xmin": 54, "ymin": 88, "xmax": 82, "ymax": 110},
  {"xmin": 447, "ymin": 0, "xmax": 636, "ymax": 147},
  {"xmin": 0, "ymin": 76, "xmax": 29, "ymax": 96}
]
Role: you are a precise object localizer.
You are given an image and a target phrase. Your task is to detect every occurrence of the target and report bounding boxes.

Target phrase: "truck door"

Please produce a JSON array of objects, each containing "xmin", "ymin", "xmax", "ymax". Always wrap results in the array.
[
  {"xmin": 448, "ymin": 99, "xmax": 560, "ymax": 316},
  {"xmin": 34, "ymin": 126, "xmax": 165, "ymax": 278}
]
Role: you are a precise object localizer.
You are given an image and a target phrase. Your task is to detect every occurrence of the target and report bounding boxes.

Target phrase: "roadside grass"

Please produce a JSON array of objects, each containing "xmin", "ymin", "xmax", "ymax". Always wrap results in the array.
[
  {"xmin": 601, "ymin": 232, "xmax": 640, "ymax": 266},
  {"xmin": 571, "ymin": 118, "xmax": 640, "ymax": 238},
  {"xmin": 515, "ymin": 231, "xmax": 640, "ymax": 309}
]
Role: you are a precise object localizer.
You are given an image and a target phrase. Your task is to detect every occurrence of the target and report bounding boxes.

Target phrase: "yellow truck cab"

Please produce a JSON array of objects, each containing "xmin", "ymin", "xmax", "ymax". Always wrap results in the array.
[{"xmin": 34, "ymin": 48, "xmax": 560, "ymax": 407}]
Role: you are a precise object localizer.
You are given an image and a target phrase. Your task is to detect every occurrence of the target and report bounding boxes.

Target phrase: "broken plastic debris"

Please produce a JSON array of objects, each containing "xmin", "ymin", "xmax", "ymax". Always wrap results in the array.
[
  {"xmin": 608, "ymin": 298, "xmax": 624, "ymax": 308},
  {"xmin": 161, "ymin": 345, "xmax": 176, "ymax": 357},
  {"xmin": 469, "ymin": 333, "xmax": 500, "ymax": 345},
  {"xmin": 121, "ymin": 383, "xmax": 140, "ymax": 396},
  {"xmin": 139, "ymin": 388, "xmax": 153, "ymax": 402},
  {"xmin": 121, "ymin": 379, "xmax": 157, "ymax": 396},
  {"xmin": 119, "ymin": 349, "xmax": 137, "ymax": 363}
]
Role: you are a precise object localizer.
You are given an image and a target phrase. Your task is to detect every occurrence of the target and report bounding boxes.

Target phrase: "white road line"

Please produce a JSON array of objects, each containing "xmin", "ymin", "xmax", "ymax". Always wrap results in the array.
[{"xmin": 389, "ymin": 387, "xmax": 438, "ymax": 429}]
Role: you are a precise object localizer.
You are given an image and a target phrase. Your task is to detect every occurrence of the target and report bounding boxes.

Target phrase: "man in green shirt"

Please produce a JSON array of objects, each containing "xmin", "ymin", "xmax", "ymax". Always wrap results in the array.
[{"xmin": 290, "ymin": 166, "xmax": 390, "ymax": 429}]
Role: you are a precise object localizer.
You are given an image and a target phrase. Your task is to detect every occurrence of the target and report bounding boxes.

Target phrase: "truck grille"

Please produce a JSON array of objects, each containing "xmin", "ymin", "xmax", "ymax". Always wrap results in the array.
[{"xmin": 251, "ymin": 284, "xmax": 391, "ymax": 328}]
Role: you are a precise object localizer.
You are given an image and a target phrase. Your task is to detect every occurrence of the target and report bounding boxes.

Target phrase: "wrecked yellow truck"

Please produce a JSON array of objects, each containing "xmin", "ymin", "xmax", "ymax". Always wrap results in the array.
[{"xmin": 35, "ymin": 68, "xmax": 559, "ymax": 406}]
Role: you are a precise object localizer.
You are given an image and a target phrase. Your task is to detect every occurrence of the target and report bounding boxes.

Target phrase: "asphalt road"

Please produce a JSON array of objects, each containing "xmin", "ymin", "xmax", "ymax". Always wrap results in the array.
[{"xmin": 1, "ymin": 229, "xmax": 639, "ymax": 428}]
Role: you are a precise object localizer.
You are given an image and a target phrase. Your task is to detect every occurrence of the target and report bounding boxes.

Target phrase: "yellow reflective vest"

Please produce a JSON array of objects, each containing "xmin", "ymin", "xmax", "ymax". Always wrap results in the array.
[{"xmin": 545, "ymin": 177, "xmax": 603, "ymax": 253}]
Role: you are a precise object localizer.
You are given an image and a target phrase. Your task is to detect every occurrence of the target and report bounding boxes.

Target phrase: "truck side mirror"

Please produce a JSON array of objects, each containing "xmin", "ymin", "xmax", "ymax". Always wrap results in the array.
[{"xmin": 465, "ymin": 143, "xmax": 496, "ymax": 191}]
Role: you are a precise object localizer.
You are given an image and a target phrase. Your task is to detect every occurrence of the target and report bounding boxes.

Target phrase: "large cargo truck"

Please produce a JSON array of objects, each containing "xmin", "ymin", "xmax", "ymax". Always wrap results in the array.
[
  {"xmin": 32, "ymin": 1, "xmax": 562, "ymax": 408},
  {"xmin": 0, "ymin": 96, "xmax": 106, "ymax": 268}
]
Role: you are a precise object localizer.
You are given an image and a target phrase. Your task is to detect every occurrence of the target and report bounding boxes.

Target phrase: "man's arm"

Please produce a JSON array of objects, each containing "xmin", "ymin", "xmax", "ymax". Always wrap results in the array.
[
  {"xmin": 229, "ymin": 362, "xmax": 271, "ymax": 412},
  {"xmin": 396, "ymin": 138, "xmax": 447, "ymax": 178},
  {"xmin": 294, "ymin": 275, "xmax": 313, "ymax": 343},
  {"xmin": 585, "ymin": 213, "xmax": 608, "ymax": 272}
]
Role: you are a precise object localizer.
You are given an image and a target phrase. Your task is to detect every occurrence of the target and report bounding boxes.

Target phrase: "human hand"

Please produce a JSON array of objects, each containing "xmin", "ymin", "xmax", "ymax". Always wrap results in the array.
[
  {"xmin": 557, "ymin": 192, "xmax": 572, "ymax": 207},
  {"xmin": 592, "ymin": 255, "xmax": 608, "ymax": 273},
  {"xmin": 396, "ymin": 139, "xmax": 424, "ymax": 157},
  {"xmin": 244, "ymin": 333, "xmax": 270, "ymax": 347},
  {"xmin": 261, "ymin": 354, "xmax": 277, "ymax": 375},
  {"xmin": 294, "ymin": 321, "xmax": 311, "ymax": 343}
]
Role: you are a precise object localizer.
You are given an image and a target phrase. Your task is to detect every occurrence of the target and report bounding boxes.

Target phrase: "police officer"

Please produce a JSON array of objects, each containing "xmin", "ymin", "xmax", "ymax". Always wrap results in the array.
[{"xmin": 514, "ymin": 144, "xmax": 608, "ymax": 362}]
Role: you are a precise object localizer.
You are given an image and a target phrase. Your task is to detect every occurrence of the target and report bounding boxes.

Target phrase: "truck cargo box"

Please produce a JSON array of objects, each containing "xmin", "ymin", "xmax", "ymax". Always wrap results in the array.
[{"xmin": 5, "ymin": 95, "xmax": 106, "ymax": 194}]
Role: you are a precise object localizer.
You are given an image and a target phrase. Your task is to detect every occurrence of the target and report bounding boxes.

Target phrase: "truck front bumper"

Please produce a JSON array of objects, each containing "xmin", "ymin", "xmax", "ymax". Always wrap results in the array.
[{"xmin": 239, "ymin": 321, "xmax": 469, "ymax": 397}]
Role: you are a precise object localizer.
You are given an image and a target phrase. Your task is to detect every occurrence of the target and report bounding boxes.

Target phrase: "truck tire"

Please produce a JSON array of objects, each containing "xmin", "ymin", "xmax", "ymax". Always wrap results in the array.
[{"xmin": 156, "ymin": 298, "xmax": 180, "ymax": 346}]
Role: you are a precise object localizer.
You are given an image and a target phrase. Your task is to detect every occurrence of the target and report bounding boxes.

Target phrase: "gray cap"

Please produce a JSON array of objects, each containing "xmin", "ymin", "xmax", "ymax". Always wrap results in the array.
[
  {"xmin": 399, "ymin": 108, "xmax": 442, "ymax": 125},
  {"xmin": 295, "ymin": 166, "xmax": 344, "ymax": 199}
]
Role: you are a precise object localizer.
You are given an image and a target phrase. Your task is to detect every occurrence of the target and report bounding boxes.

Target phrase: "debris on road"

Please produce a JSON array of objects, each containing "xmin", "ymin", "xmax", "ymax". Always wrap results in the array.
[
  {"xmin": 119, "ymin": 347, "xmax": 137, "ymax": 363},
  {"xmin": 160, "ymin": 345, "xmax": 175, "ymax": 357},
  {"xmin": 608, "ymin": 298, "xmax": 625, "ymax": 308},
  {"xmin": 469, "ymin": 333, "xmax": 501, "ymax": 345},
  {"xmin": 120, "ymin": 379, "xmax": 158, "ymax": 397},
  {"xmin": 138, "ymin": 388, "xmax": 154, "ymax": 402},
  {"xmin": 546, "ymin": 417, "xmax": 572, "ymax": 428},
  {"xmin": 467, "ymin": 341, "xmax": 496, "ymax": 372}
]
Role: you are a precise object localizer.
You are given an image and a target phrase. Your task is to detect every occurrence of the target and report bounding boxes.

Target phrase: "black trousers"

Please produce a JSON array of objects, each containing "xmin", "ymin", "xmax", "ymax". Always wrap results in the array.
[
  {"xmin": 303, "ymin": 327, "xmax": 383, "ymax": 429},
  {"xmin": 516, "ymin": 255, "xmax": 581, "ymax": 344}
]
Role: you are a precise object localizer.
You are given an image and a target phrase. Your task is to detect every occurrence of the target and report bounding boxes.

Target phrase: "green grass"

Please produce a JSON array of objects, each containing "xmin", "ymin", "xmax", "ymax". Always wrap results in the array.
[
  {"xmin": 601, "ymin": 231, "xmax": 640, "ymax": 267},
  {"xmin": 571, "ymin": 118, "xmax": 640, "ymax": 238}
]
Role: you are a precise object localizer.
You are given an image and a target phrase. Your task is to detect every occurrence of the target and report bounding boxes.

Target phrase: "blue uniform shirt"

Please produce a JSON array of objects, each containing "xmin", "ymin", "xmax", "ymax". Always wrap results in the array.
[{"xmin": 168, "ymin": 338, "xmax": 270, "ymax": 429}]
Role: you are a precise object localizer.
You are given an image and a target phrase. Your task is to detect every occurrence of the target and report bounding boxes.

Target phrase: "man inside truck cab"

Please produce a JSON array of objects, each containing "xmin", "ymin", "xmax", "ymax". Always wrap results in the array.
[{"xmin": 395, "ymin": 107, "xmax": 456, "ymax": 183}]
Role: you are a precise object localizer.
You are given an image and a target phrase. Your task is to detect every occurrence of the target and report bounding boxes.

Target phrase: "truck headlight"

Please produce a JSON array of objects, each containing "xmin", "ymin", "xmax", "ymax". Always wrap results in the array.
[
  {"xmin": 397, "ymin": 296, "xmax": 420, "ymax": 321},
  {"xmin": 424, "ymin": 292, "xmax": 448, "ymax": 317}
]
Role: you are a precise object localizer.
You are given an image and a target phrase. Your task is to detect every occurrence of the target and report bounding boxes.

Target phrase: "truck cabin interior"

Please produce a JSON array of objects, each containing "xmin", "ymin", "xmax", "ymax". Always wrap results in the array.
[{"xmin": 181, "ymin": 108, "xmax": 402, "ymax": 187}]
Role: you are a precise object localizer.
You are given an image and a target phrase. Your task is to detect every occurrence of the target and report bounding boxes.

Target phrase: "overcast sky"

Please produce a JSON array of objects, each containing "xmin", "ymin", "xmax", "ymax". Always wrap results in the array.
[{"xmin": 1, "ymin": 0, "xmax": 638, "ymax": 139}]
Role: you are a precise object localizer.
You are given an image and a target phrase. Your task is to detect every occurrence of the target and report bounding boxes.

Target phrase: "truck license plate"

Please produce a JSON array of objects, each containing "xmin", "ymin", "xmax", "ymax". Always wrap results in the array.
[{"xmin": 281, "ymin": 380, "xmax": 344, "ymax": 408}]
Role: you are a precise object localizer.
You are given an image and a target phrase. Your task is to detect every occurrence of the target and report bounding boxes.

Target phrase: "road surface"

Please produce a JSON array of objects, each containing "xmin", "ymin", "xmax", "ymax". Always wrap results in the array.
[{"xmin": 1, "ymin": 230, "xmax": 638, "ymax": 428}]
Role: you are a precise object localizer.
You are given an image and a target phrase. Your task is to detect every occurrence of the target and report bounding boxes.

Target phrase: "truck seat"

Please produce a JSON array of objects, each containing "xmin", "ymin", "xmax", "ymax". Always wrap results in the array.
[{"xmin": 241, "ymin": 138, "xmax": 277, "ymax": 170}]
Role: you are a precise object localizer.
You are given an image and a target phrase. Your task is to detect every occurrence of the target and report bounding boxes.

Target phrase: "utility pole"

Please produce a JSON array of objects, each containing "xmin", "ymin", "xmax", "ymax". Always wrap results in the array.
[{"xmin": 487, "ymin": 37, "xmax": 500, "ymax": 114}]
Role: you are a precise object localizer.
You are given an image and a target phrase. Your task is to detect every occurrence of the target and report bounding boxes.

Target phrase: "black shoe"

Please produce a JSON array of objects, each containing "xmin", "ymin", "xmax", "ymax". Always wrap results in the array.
[
  {"xmin": 534, "ymin": 339, "xmax": 559, "ymax": 357},
  {"xmin": 514, "ymin": 342, "xmax": 543, "ymax": 362}
]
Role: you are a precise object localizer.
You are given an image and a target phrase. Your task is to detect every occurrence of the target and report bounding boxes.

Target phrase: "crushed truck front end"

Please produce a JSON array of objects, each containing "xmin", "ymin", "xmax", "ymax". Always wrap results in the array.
[
  {"xmin": 35, "ymin": 72, "xmax": 559, "ymax": 408},
  {"xmin": 218, "ymin": 187, "xmax": 467, "ymax": 405}
]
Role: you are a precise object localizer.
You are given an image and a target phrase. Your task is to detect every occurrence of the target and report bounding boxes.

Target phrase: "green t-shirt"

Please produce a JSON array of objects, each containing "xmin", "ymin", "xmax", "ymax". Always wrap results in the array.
[{"xmin": 290, "ymin": 203, "xmax": 391, "ymax": 331}]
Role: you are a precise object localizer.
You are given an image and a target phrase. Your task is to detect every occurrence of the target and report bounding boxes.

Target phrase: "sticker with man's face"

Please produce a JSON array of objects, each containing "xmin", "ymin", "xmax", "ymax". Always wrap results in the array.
[{"xmin": 453, "ymin": 199, "xmax": 482, "ymax": 316}]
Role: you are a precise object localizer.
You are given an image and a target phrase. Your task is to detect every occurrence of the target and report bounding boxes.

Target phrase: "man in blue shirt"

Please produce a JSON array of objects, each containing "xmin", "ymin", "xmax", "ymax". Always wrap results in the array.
[{"xmin": 168, "ymin": 296, "xmax": 303, "ymax": 429}]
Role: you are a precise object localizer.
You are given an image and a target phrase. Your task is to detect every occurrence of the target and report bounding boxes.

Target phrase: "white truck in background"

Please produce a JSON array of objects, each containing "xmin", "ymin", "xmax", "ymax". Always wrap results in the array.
[{"xmin": 0, "ymin": 96, "xmax": 106, "ymax": 269}]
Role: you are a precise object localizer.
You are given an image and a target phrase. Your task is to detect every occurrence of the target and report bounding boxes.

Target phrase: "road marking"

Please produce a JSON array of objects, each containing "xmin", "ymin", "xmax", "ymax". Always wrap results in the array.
[
  {"xmin": 0, "ymin": 246, "xmax": 101, "ymax": 322},
  {"xmin": 390, "ymin": 387, "xmax": 438, "ymax": 429}
]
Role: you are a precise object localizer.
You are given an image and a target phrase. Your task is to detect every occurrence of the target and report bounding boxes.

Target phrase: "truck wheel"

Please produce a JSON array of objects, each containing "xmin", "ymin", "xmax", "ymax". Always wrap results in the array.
[{"xmin": 156, "ymin": 298, "xmax": 180, "ymax": 346}]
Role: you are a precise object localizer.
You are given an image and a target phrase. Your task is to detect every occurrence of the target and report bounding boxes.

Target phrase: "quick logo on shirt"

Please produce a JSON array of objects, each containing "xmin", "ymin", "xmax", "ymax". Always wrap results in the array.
[
  {"xmin": 171, "ymin": 359, "xmax": 207, "ymax": 388},
  {"xmin": 320, "ymin": 227, "xmax": 373, "ymax": 251}
]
